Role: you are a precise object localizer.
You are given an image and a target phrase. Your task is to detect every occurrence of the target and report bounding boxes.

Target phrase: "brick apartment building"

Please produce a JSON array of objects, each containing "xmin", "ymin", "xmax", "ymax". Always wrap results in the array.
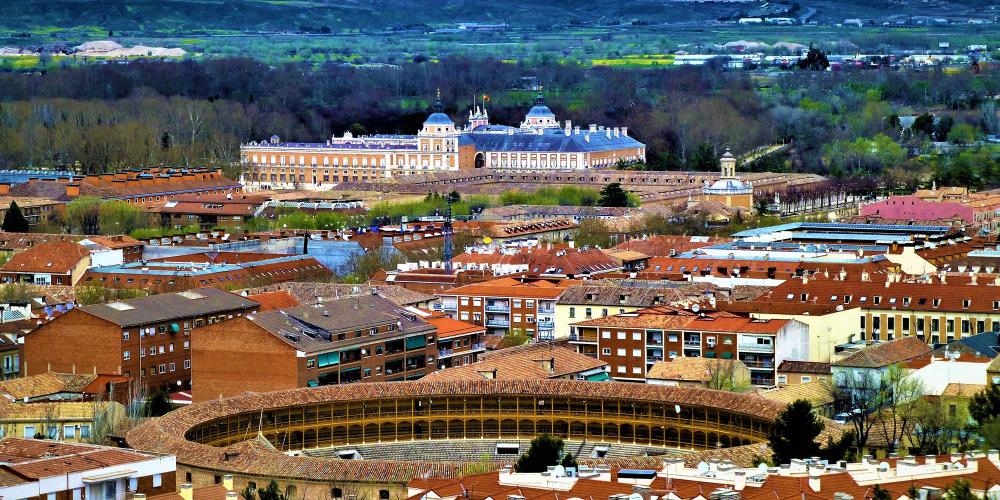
[
  {"xmin": 79, "ymin": 235, "xmax": 145, "ymax": 264},
  {"xmin": 420, "ymin": 311, "xmax": 486, "ymax": 369},
  {"xmin": 146, "ymin": 193, "xmax": 269, "ymax": 231},
  {"xmin": 191, "ymin": 295, "xmax": 438, "ymax": 401},
  {"xmin": 22, "ymin": 288, "xmax": 260, "ymax": 390},
  {"xmin": 435, "ymin": 277, "xmax": 576, "ymax": 340},
  {"xmin": 569, "ymin": 306, "xmax": 808, "ymax": 386}
]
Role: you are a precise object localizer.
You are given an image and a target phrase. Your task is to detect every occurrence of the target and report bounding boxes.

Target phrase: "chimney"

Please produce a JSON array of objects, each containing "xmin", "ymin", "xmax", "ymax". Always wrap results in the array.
[
  {"xmin": 925, "ymin": 455, "xmax": 936, "ymax": 464},
  {"xmin": 226, "ymin": 494, "xmax": 238, "ymax": 500},
  {"xmin": 733, "ymin": 471, "xmax": 746, "ymax": 491},
  {"xmin": 65, "ymin": 183, "xmax": 81, "ymax": 198},
  {"xmin": 808, "ymin": 466, "xmax": 822, "ymax": 492},
  {"xmin": 134, "ymin": 495, "xmax": 147, "ymax": 500},
  {"xmin": 574, "ymin": 126, "xmax": 580, "ymax": 135},
  {"xmin": 621, "ymin": 127, "xmax": 628, "ymax": 136},
  {"xmin": 223, "ymin": 475, "xmax": 234, "ymax": 491},
  {"xmin": 179, "ymin": 484, "xmax": 193, "ymax": 500},
  {"xmin": 0, "ymin": 183, "xmax": 9, "ymax": 195},
  {"xmin": 589, "ymin": 124, "xmax": 597, "ymax": 133}
]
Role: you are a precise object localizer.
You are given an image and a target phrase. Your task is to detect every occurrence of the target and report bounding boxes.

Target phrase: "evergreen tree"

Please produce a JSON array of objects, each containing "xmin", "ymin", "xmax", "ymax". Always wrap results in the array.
[
  {"xmin": 598, "ymin": 183, "xmax": 630, "ymax": 207},
  {"xmin": 768, "ymin": 399, "xmax": 824, "ymax": 464},
  {"xmin": 871, "ymin": 484, "xmax": 891, "ymax": 500},
  {"xmin": 969, "ymin": 384, "xmax": 1000, "ymax": 424},
  {"xmin": 797, "ymin": 44, "xmax": 830, "ymax": 71},
  {"xmin": 516, "ymin": 434, "xmax": 564, "ymax": 473},
  {"xmin": 255, "ymin": 480, "xmax": 288, "ymax": 500},
  {"xmin": 1, "ymin": 201, "xmax": 29, "ymax": 233},
  {"xmin": 561, "ymin": 452, "xmax": 578, "ymax": 469}
]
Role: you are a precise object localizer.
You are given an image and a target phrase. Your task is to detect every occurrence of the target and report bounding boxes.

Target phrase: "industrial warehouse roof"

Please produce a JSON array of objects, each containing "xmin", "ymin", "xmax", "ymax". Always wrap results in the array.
[
  {"xmin": 731, "ymin": 222, "xmax": 953, "ymax": 239},
  {"xmin": 80, "ymin": 288, "xmax": 259, "ymax": 327},
  {"xmin": 459, "ymin": 127, "xmax": 643, "ymax": 153}
]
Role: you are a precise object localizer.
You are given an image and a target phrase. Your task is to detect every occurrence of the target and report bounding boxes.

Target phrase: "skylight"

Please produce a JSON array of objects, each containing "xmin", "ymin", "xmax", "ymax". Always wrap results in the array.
[{"xmin": 107, "ymin": 302, "xmax": 135, "ymax": 311}]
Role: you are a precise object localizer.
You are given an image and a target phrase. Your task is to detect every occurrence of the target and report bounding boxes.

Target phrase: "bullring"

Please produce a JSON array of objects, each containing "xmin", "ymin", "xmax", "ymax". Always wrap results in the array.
[{"xmin": 127, "ymin": 380, "xmax": 784, "ymax": 499}]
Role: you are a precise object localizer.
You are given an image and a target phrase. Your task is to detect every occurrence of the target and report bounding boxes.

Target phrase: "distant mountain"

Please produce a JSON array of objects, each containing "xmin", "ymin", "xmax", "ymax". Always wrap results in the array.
[{"xmin": 1, "ymin": 0, "xmax": 994, "ymax": 35}]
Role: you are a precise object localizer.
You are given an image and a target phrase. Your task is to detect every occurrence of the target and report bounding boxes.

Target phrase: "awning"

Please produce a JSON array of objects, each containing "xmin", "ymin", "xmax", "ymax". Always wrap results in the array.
[
  {"xmin": 721, "ymin": 352, "xmax": 733, "ymax": 359},
  {"xmin": 82, "ymin": 470, "xmax": 138, "ymax": 482},
  {"xmin": 307, "ymin": 380, "xmax": 319, "ymax": 387},
  {"xmin": 705, "ymin": 351, "xmax": 716, "ymax": 358},
  {"xmin": 585, "ymin": 372, "xmax": 610, "ymax": 381},
  {"xmin": 169, "ymin": 323, "xmax": 180, "ymax": 333}
]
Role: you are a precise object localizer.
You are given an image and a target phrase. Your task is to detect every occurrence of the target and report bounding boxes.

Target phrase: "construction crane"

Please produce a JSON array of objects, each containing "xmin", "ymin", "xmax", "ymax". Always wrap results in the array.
[{"xmin": 443, "ymin": 197, "xmax": 454, "ymax": 273}]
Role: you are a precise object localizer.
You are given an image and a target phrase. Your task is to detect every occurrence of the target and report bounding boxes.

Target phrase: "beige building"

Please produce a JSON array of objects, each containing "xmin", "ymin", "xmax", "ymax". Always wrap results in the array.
[{"xmin": 0, "ymin": 401, "xmax": 125, "ymax": 442}]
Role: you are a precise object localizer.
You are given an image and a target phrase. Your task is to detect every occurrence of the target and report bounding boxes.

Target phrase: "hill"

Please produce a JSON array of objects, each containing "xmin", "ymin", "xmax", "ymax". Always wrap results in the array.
[{"xmin": 1, "ymin": 0, "xmax": 995, "ymax": 35}]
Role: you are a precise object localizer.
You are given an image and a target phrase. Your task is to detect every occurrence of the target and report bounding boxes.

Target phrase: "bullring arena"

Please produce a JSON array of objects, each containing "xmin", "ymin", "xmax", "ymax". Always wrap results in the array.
[{"xmin": 127, "ymin": 380, "xmax": 785, "ymax": 500}]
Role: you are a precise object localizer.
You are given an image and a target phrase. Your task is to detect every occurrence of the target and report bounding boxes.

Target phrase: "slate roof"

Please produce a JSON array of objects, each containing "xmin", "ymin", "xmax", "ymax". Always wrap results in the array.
[
  {"xmin": 245, "ymin": 295, "xmax": 435, "ymax": 353},
  {"xmin": 424, "ymin": 113, "xmax": 454, "ymax": 125},
  {"xmin": 80, "ymin": 287, "xmax": 259, "ymax": 327},
  {"xmin": 557, "ymin": 283, "xmax": 707, "ymax": 307},
  {"xmin": 459, "ymin": 127, "xmax": 643, "ymax": 153}
]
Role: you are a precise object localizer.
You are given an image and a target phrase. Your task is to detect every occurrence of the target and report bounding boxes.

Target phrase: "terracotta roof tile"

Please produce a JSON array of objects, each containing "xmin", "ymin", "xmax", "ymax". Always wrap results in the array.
[
  {"xmin": 833, "ymin": 337, "xmax": 932, "ymax": 368},
  {"xmin": 1, "ymin": 241, "xmax": 89, "ymax": 274}
]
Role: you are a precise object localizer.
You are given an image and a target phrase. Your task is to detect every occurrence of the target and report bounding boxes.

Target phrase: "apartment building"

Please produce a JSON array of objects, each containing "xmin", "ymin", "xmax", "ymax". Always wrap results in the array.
[
  {"xmin": 0, "ymin": 401, "xmax": 124, "ymax": 442},
  {"xmin": 0, "ymin": 241, "xmax": 90, "ymax": 286},
  {"xmin": 190, "ymin": 295, "xmax": 438, "ymax": 401},
  {"xmin": 420, "ymin": 311, "xmax": 486, "ymax": 369},
  {"xmin": 569, "ymin": 306, "xmax": 807, "ymax": 386},
  {"xmin": 0, "ymin": 439, "xmax": 176, "ymax": 500},
  {"xmin": 732, "ymin": 271, "xmax": 1000, "ymax": 350},
  {"xmin": 435, "ymin": 277, "xmax": 576, "ymax": 340},
  {"xmin": 553, "ymin": 283, "xmax": 713, "ymax": 339},
  {"xmin": 22, "ymin": 288, "xmax": 260, "ymax": 391}
]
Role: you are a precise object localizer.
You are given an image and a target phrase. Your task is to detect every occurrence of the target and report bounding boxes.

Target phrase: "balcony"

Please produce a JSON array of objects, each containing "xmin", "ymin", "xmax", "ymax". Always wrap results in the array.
[
  {"xmin": 439, "ymin": 301, "xmax": 458, "ymax": 311},
  {"xmin": 569, "ymin": 332, "xmax": 598, "ymax": 343},
  {"xmin": 537, "ymin": 320, "xmax": 555, "ymax": 330},
  {"xmin": 738, "ymin": 342, "xmax": 775, "ymax": 353},
  {"xmin": 485, "ymin": 303, "xmax": 510, "ymax": 313},
  {"xmin": 486, "ymin": 319, "xmax": 510, "ymax": 328},
  {"xmin": 741, "ymin": 359, "xmax": 775, "ymax": 369},
  {"xmin": 683, "ymin": 340, "xmax": 701, "ymax": 347},
  {"xmin": 538, "ymin": 306, "xmax": 556, "ymax": 314}
]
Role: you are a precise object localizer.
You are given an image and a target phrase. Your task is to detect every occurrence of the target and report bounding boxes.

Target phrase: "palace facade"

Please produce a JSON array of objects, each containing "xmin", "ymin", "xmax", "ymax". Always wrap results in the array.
[{"xmin": 239, "ymin": 92, "xmax": 646, "ymax": 190}]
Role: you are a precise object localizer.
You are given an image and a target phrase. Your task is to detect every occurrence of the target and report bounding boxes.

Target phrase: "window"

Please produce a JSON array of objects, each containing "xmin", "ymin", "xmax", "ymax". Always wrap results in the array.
[
  {"xmin": 616, "ymin": 332, "xmax": 626, "ymax": 340},
  {"xmin": 602, "ymin": 348, "xmax": 611, "ymax": 355},
  {"xmin": 123, "ymin": 331, "xmax": 130, "ymax": 340},
  {"xmin": 632, "ymin": 349, "xmax": 641, "ymax": 357},
  {"xmin": 802, "ymin": 376, "xmax": 812, "ymax": 383},
  {"xmin": 184, "ymin": 359, "xmax": 191, "ymax": 369},
  {"xmin": 616, "ymin": 348, "xmax": 626, "ymax": 356},
  {"xmin": 601, "ymin": 330, "xmax": 610, "ymax": 339},
  {"xmin": 569, "ymin": 307, "xmax": 576, "ymax": 319},
  {"xmin": 64, "ymin": 424, "xmax": 76, "ymax": 438},
  {"xmin": 526, "ymin": 300, "xmax": 534, "ymax": 309},
  {"xmin": 380, "ymin": 490, "xmax": 390, "ymax": 500},
  {"xmin": 123, "ymin": 351, "xmax": 130, "ymax": 360},
  {"xmin": 585, "ymin": 308, "xmax": 592, "ymax": 319},
  {"xmin": 80, "ymin": 425, "xmax": 91, "ymax": 439},
  {"xmin": 632, "ymin": 332, "xmax": 641, "ymax": 341},
  {"xmin": 632, "ymin": 366, "xmax": 642, "ymax": 374},
  {"xmin": 73, "ymin": 489, "xmax": 82, "ymax": 500},
  {"xmin": 153, "ymin": 474, "xmax": 163, "ymax": 488},
  {"xmin": 23, "ymin": 425, "xmax": 35, "ymax": 438},
  {"xmin": 777, "ymin": 375, "xmax": 787, "ymax": 384},
  {"xmin": 616, "ymin": 365, "xmax": 626, "ymax": 373}
]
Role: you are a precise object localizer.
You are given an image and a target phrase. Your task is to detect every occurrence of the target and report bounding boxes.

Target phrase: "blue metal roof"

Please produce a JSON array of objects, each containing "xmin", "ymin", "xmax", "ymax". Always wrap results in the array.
[
  {"xmin": 525, "ymin": 105, "xmax": 555, "ymax": 117},
  {"xmin": 459, "ymin": 128, "xmax": 643, "ymax": 153},
  {"xmin": 90, "ymin": 254, "xmax": 316, "ymax": 276},
  {"xmin": 424, "ymin": 112, "xmax": 454, "ymax": 125},
  {"xmin": 732, "ymin": 222, "xmax": 952, "ymax": 238}
]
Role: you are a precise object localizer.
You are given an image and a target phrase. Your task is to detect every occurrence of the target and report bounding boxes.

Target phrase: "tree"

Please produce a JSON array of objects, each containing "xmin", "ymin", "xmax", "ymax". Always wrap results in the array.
[
  {"xmin": 66, "ymin": 196, "xmax": 102, "ymax": 235},
  {"xmin": 705, "ymin": 359, "xmax": 749, "ymax": 392},
  {"xmin": 871, "ymin": 484, "xmax": 891, "ymax": 500},
  {"xmin": 768, "ymin": 399, "xmax": 823, "ymax": 464},
  {"xmin": 797, "ymin": 44, "xmax": 829, "ymax": 71},
  {"xmin": 142, "ymin": 387, "xmax": 173, "ymax": 417},
  {"xmin": 688, "ymin": 142, "xmax": 720, "ymax": 171},
  {"xmin": 872, "ymin": 363, "xmax": 925, "ymax": 453},
  {"xmin": 944, "ymin": 479, "xmax": 977, "ymax": 500},
  {"xmin": 1, "ymin": 201, "xmax": 29, "ymax": 233},
  {"xmin": 598, "ymin": 183, "xmax": 629, "ymax": 207},
  {"xmin": 255, "ymin": 480, "xmax": 288, "ymax": 500},
  {"xmin": 561, "ymin": 452, "xmax": 578, "ymax": 469},
  {"xmin": 912, "ymin": 113, "xmax": 936, "ymax": 137},
  {"xmin": 947, "ymin": 123, "xmax": 979, "ymax": 144},
  {"xmin": 969, "ymin": 384, "xmax": 1000, "ymax": 424},
  {"xmin": 516, "ymin": 434, "xmax": 564, "ymax": 473},
  {"xmin": 573, "ymin": 219, "xmax": 613, "ymax": 248}
]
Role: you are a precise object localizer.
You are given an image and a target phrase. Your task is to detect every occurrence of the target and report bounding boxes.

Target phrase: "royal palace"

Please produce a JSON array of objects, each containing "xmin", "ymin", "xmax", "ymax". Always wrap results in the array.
[{"xmin": 239, "ymin": 92, "xmax": 646, "ymax": 190}]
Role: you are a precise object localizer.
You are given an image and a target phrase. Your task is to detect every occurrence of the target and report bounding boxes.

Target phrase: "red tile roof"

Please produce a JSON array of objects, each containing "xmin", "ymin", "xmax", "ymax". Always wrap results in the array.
[
  {"xmin": 833, "ymin": 337, "xmax": 933, "ymax": 368},
  {"xmin": 421, "ymin": 341, "xmax": 605, "ymax": 381},
  {"xmin": 421, "ymin": 312, "xmax": 485, "ymax": 339},
  {"xmin": 1, "ymin": 241, "xmax": 88, "ymax": 274},
  {"xmin": 245, "ymin": 290, "xmax": 300, "ymax": 311},
  {"xmin": 438, "ymin": 277, "xmax": 578, "ymax": 300}
]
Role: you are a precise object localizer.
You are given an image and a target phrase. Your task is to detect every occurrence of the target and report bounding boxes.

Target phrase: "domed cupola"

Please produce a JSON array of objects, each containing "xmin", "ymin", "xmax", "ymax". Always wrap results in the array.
[
  {"xmin": 522, "ymin": 88, "xmax": 558, "ymax": 129},
  {"xmin": 422, "ymin": 89, "xmax": 455, "ymax": 132}
]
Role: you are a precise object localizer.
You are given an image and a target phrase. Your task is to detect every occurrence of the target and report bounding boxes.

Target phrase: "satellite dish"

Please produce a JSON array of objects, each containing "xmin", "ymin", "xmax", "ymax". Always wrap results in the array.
[
  {"xmin": 757, "ymin": 463, "xmax": 768, "ymax": 475},
  {"xmin": 953, "ymin": 351, "xmax": 962, "ymax": 360},
  {"xmin": 553, "ymin": 465, "xmax": 566, "ymax": 477},
  {"xmin": 878, "ymin": 462, "xmax": 889, "ymax": 471},
  {"xmin": 691, "ymin": 304, "xmax": 701, "ymax": 313},
  {"xmin": 697, "ymin": 462, "xmax": 710, "ymax": 474}
]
